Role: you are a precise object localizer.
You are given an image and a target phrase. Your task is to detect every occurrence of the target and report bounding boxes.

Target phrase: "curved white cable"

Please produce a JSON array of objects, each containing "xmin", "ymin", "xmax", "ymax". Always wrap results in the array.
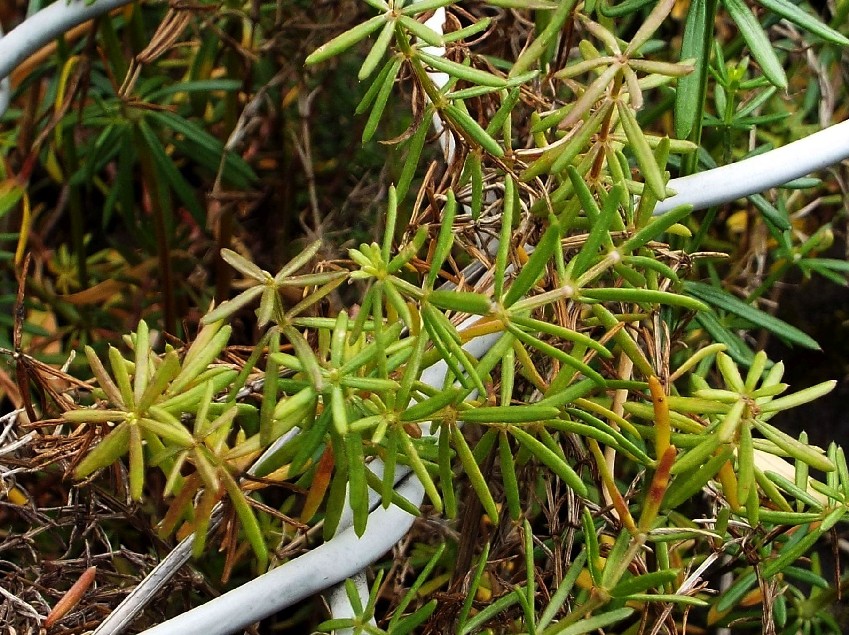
[
  {"xmin": 137, "ymin": 474, "xmax": 425, "ymax": 635},
  {"xmin": 0, "ymin": 0, "xmax": 133, "ymax": 110},
  {"xmin": 92, "ymin": 426, "xmax": 305, "ymax": 635},
  {"xmin": 325, "ymin": 572, "xmax": 370, "ymax": 635},
  {"xmin": 0, "ymin": 25, "xmax": 10, "ymax": 119},
  {"xmin": 656, "ymin": 118, "xmax": 849, "ymax": 214}
]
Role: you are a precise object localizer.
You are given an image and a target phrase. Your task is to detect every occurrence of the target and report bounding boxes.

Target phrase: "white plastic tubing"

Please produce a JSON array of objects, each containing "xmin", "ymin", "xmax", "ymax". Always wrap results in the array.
[
  {"xmin": 3, "ymin": 2, "xmax": 849, "ymax": 634},
  {"xmin": 657, "ymin": 119, "xmax": 849, "ymax": 214},
  {"xmin": 0, "ymin": 0, "xmax": 134, "ymax": 84}
]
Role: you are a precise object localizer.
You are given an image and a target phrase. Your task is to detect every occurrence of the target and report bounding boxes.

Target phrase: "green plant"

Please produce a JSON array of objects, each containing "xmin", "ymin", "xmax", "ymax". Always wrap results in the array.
[{"xmin": 5, "ymin": 0, "xmax": 849, "ymax": 632}]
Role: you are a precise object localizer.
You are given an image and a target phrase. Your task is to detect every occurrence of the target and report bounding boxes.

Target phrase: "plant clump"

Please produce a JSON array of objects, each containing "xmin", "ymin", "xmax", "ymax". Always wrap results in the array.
[{"xmin": 1, "ymin": 0, "xmax": 849, "ymax": 633}]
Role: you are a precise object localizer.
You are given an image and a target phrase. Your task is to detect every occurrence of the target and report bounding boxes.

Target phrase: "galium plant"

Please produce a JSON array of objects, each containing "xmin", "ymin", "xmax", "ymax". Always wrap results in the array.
[{"xmin": 4, "ymin": 0, "xmax": 849, "ymax": 632}]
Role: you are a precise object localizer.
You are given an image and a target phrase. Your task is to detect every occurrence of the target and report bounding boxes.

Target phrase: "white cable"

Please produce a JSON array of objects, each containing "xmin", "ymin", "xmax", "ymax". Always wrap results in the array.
[
  {"xmin": 137, "ymin": 474, "xmax": 425, "ymax": 635},
  {"xmin": 656, "ymin": 118, "xmax": 849, "ymax": 214},
  {"xmin": 93, "ymin": 426, "xmax": 303, "ymax": 635},
  {"xmin": 0, "ymin": 25, "xmax": 11, "ymax": 119},
  {"xmin": 0, "ymin": 0, "xmax": 134, "ymax": 82},
  {"xmin": 325, "ymin": 572, "xmax": 370, "ymax": 635}
]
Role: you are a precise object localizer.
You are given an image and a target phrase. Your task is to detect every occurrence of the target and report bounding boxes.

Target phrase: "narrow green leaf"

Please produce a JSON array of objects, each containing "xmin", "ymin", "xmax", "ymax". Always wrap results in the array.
[
  {"xmin": 579, "ymin": 287, "xmax": 709, "ymax": 312},
  {"xmin": 738, "ymin": 422, "xmax": 755, "ymax": 505},
  {"xmin": 510, "ymin": 426, "xmax": 588, "ymax": 496},
  {"xmin": 764, "ymin": 470, "xmax": 824, "ymax": 510},
  {"xmin": 538, "ymin": 550, "xmax": 587, "ymax": 630},
  {"xmin": 397, "ymin": 109, "xmax": 432, "ymax": 201},
  {"xmin": 486, "ymin": 88, "xmax": 522, "ymax": 136},
  {"xmin": 716, "ymin": 571, "xmax": 757, "ymax": 613},
  {"xmin": 458, "ymin": 542, "xmax": 491, "ymax": 627},
  {"xmin": 394, "ymin": 600, "xmax": 438, "ymax": 634},
  {"xmin": 140, "ymin": 413, "xmax": 195, "ymax": 447},
  {"xmin": 753, "ymin": 419, "xmax": 835, "ymax": 472},
  {"xmin": 529, "ymin": 102, "xmax": 611, "ymax": 180},
  {"xmin": 426, "ymin": 190, "xmax": 458, "ymax": 289},
  {"xmin": 723, "ymin": 0, "xmax": 788, "ymax": 89},
  {"xmin": 716, "ymin": 351, "xmax": 745, "ymax": 392},
  {"xmin": 428, "ymin": 290, "xmax": 491, "ymax": 315},
  {"xmin": 201, "ymin": 286, "xmax": 264, "ymax": 325},
  {"xmin": 625, "ymin": 0, "xmax": 677, "ymax": 54},
  {"xmin": 400, "ymin": 0, "xmax": 455, "ymax": 14},
  {"xmin": 554, "ymin": 63, "xmax": 620, "ymax": 130},
  {"xmin": 136, "ymin": 120, "xmax": 204, "ymax": 220},
  {"xmin": 130, "ymin": 424, "xmax": 146, "ymax": 501},
  {"xmin": 749, "ymin": 193, "xmax": 791, "ymax": 231},
  {"xmin": 401, "ymin": 387, "xmax": 462, "ymax": 422},
  {"xmin": 507, "ymin": 323, "xmax": 606, "ymax": 385},
  {"xmin": 542, "ymin": 607, "xmax": 634, "ymax": 635},
  {"xmin": 75, "ymin": 421, "xmax": 131, "ymax": 478},
  {"xmin": 757, "ymin": 0, "xmax": 849, "ymax": 45},
  {"xmin": 422, "ymin": 304, "xmax": 487, "ymax": 394},
  {"xmin": 459, "ymin": 590, "xmax": 519, "ymax": 635},
  {"xmin": 260, "ymin": 333, "xmax": 280, "ymax": 447},
  {"xmin": 220, "ymin": 469, "xmax": 268, "ymax": 571},
  {"xmin": 306, "ymin": 15, "xmax": 388, "ymax": 65},
  {"xmin": 363, "ymin": 57, "xmax": 403, "ymax": 143},
  {"xmin": 499, "ymin": 432, "xmax": 521, "ymax": 520},
  {"xmin": 684, "ymin": 281, "xmax": 820, "ymax": 350},
  {"xmin": 469, "ymin": 151, "xmax": 484, "ymax": 221},
  {"xmin": 452, "ymin": 426, "xmax": 499, "ymax": 523},
  {"xmin": 282, "ymin": 325, "xmax": 325, "ymax": 389},
  {"xmin": 572, "ymin": 184, "xmax": 623, "ymax": 277},
  {"xmin": 137, "ymin": 350, "xmax": 182, "ymax": 412},
  {"xmin": 758, "ymin": 510, "xmax": 823, "ymax": 523},
  {"xmin": 397, "ymin": 430, "xmax": 442, "ymax": 513},
  {"xmin": 356, "ymin": 57, "xmax": 395, "ymax": 115},
  {"xmin": 508, "ymin": 314, "xmax": 612, "ymax": 358},
  {"xmin": 694, "ymin": 312, "xmax": 756, "ymax": 366},
  {"xmin": 582, "ymin": 508, "xmax": 601, "ymax": 583},
  {"xmin": 444, "ymin": 17, "xmax": 493, "ymax": 44},
  {"xmin": 460, "ymin": 404, "xmax": 560, "ymax": 423},
  {"xmin": 418, "ymin": 50, "xmax": 507, "ymax": 87},
  {"xmin": 617, "ymin": 101, "xmax": 666, "ymax": 200},
  {"xmin": 758, "ymin": 380, "xmax": 836, "ymax": 414},
  {"xmin": 397, "ymin": 14, "xmax": 444, "ymax": 46},
  {"xmin": 503, "ymin": 224, "xmax": 559, "ymax": 306},
  {"xmin": 331, "ymin": 385, "xmax": 348, "ymax": 435},
  {"xmin": 510, "ymin": 0, "xmax": 580, "ymax": 76},
  {"xmin": 619, "ymin": 205, "xmax": 693, "ymax": 253},
  {"xmin": 670, "ymin": 434, "xmax": 722, "ymax": 475},
  {"xmin": 443, "ymin": 104, "xmax": 504, "ymax": 157},
  {"xmin": 346, "ymin": 432, "xmax": 368, "ymax": 536},
  {"xmin": 663, "ymin": 446, "xmax": 734, "ymax": 508},
  {"xmin": 761, "ymin": 525, "xmax": 823, "ymax": 578},
  {"xmin": 357, "ymin": 20, "xmax": 395, "ymax": 81},
  {"xmin": 103, "ymin": 347, "xmax": 130, "ymax": 408},
  {"xmin": 611, "ymin": 569, "xmax": 679, "ymax": 597},
  {"xmin": 437, "ymin": 424, "xmax": 457, "ymax": 518},
  {"xmin": 129, "ymin": 325, "xmax": 149, "ymax": 409},
  {"xmin": 628, "ymin": 593, "xmax": 708, "ymax": 606}
]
